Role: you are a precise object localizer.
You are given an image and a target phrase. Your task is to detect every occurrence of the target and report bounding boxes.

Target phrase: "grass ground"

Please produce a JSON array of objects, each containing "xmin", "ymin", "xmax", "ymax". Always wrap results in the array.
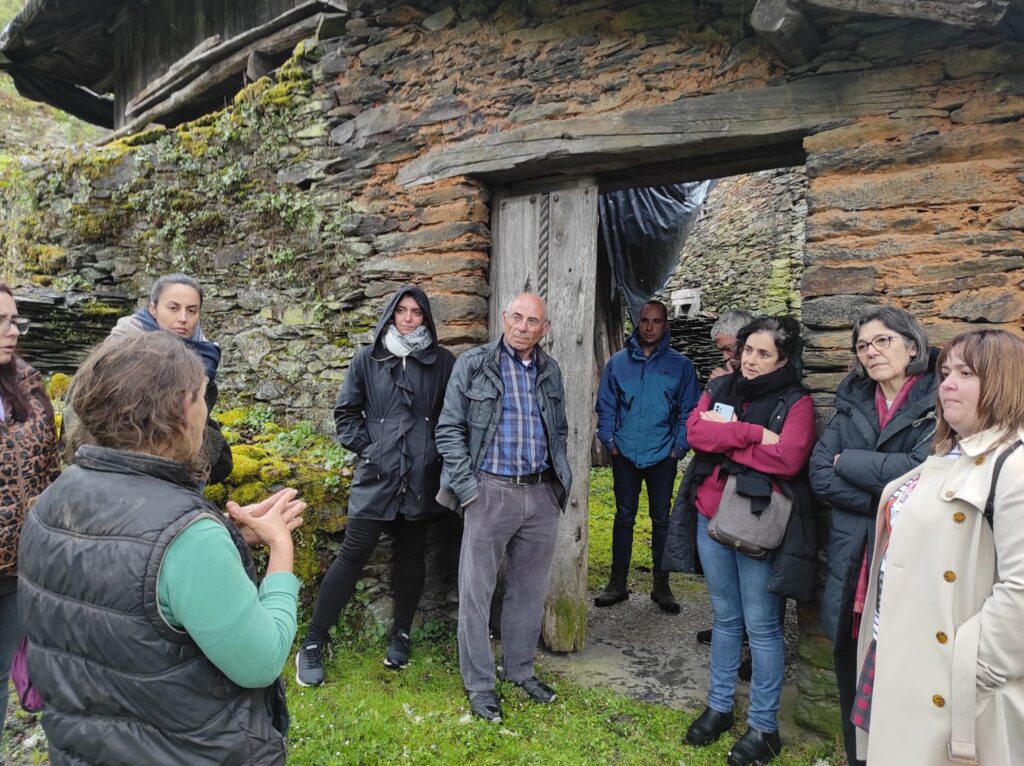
[
  {"xmin": 285, "ymin": 626, "xmax": 839, "ymax": 766},
  {"xmin": 3, "ymin": 468, "xmax": 842, "ymax": 765}
]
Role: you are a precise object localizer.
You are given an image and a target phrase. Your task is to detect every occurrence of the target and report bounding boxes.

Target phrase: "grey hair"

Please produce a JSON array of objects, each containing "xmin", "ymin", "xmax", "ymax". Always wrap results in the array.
[
  {"xmin": 850, "ymin": 306, "xmax": 929, "ymax": 378},
  {"xmin": 149, "ymin": 273, "xmax": 204, "ymax": 307},
  {"xmin": 711, "ymin": 309, "xmax": 754, "ymax": 341}
]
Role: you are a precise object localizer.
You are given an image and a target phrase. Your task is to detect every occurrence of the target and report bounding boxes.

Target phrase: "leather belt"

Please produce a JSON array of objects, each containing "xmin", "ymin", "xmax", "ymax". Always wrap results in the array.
[{"xmin": 483, "ymin": 469, "xmax": 552, "ymax": 486}]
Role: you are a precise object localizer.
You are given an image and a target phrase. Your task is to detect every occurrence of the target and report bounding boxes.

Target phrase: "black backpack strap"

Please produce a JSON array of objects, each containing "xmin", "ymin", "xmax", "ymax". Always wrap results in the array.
[{"xmin": 984, "ymin": 438, "xmax": 1023, "ymax": 528}]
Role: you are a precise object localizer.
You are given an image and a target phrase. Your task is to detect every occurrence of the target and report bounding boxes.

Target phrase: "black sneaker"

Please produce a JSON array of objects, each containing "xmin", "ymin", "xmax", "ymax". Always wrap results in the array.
[
  {"xmin": 514, "ymin": 675, "xmax": 556, "ymax": 704},
  {"xmin": 295, "ymin": 642, "xmax": 325, "ymax": 687},
  {"xmin": 384, "ymin": 631, "xmax": 410, "ymax": 670}
]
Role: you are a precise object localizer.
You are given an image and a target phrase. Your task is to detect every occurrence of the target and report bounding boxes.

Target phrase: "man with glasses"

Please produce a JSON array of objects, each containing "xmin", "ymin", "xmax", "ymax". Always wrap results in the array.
[
  {"xmin": 435, "ymin": 293, "xmax": 572, "ymax": 724},
  {"xmin": 709, "ymin": 310, "xmax": 754, "ymax": 380}
]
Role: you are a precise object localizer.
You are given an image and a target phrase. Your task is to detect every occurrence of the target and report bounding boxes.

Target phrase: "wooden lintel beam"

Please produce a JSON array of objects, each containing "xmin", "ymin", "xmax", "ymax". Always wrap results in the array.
[
  {"xmin": 396, "ymin": 63, "xmax": 944, "ymax": 187},
  {"xmin": 805, "ymin": 0, "xmax": 1010, "ymax": 29},
  {"xmin": 751, "ymin": 0, "xmax": 819, "ymax": 66}
]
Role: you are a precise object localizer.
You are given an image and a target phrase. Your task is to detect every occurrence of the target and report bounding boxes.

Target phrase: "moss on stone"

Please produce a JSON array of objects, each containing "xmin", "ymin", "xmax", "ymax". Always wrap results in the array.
[
  {"xmin": 215, "ymin": 408, "xmax": 251, "ymax": 428},
  {"xmin": 81, "ymin": 300, "xmax": 123, "ymax": 318},
  {"xmin": 24, "ymin": 243, "xmax": 66, "ymax": 274},
  {"xmin": 204, "ymin": 483, "xmax": 229, "ymax": 505},
  {"xmin": 227, "ymin": 444, "xmax": 271, "ymax": 484},
  {"xmin": 46, "ymin": 372, "xmax": 72, "ymax": 401}
]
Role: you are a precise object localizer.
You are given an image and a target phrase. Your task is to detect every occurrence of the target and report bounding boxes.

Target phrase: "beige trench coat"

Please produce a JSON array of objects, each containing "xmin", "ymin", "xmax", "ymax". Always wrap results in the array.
[{"xmin": 856, "ymin": 427, "xmax": 1024, "ymax": 766}]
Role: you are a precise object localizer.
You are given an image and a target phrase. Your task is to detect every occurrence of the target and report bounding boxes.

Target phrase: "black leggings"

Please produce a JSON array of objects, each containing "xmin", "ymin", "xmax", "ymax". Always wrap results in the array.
[{"xmin": 306, "ymin": 515, "xmax": 431, "ymax": 645}]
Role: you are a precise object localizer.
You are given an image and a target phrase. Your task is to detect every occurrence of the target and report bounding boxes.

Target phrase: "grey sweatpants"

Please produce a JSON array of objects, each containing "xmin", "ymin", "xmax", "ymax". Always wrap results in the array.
[{"xmin": 458, "ymin": 474, "xmax": 561, "ymax": 692}]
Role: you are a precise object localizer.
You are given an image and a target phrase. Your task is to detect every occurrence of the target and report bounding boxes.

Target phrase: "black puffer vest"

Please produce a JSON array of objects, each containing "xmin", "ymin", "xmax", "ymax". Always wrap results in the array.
[{"xmin": 18, "ymin": 446, "xmax": 287, "ymax": 766}]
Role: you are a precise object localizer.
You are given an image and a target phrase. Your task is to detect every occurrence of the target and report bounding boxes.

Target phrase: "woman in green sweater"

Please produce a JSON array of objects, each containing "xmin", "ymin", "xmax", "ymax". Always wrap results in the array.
[{"xmin": 19, "ymin": 331, "xmax": 304, "ymax": 765}]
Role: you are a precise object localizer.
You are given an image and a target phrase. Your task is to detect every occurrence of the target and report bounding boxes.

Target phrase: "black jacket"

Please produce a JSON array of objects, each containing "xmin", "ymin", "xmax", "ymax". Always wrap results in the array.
[
  {"xmin": 19, "ymin": 446, "xmax": 287, "ymax": 765},
  {"xmin": 809, "ymin": 352, "xmax": 937, "ymax": 642},
  {"xmin": 336, "ymin": 286, "xmax": 456, "ymax": 520}
]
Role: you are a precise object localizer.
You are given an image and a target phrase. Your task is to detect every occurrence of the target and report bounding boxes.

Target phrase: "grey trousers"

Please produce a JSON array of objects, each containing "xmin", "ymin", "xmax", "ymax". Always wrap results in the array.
[{"xmin": 458, "ymin": 474, "xmax": 561, "ymax": 692}]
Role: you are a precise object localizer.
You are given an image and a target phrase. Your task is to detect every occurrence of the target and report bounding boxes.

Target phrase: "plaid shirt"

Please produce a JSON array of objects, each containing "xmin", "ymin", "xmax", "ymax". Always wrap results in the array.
[{"xmin": 480, "ymin": 341, "xmax": 550, "ymax": 476}]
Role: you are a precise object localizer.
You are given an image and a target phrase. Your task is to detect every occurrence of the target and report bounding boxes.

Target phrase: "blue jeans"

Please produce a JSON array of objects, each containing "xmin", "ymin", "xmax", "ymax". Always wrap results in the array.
[
  {"xmin": 611, "ymin": 454, "xmax": 678, "ymax": 570},
  {"xmin": 696, "ymin": 513, "xmax": 784, "ymax": 733},
  {"xmin": 0, "ymin": 576, "xmax": 23, "ymax": 742}
]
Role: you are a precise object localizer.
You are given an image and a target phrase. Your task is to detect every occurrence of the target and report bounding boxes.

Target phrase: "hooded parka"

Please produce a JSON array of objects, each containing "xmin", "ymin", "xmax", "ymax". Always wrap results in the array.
[
  {"xmin": 809, "ymin": 351, "xmax": 938, "ymax": 642},
  {"xmin": 337, "ymin": 285, "xmax": 455, "ymax": 520}
]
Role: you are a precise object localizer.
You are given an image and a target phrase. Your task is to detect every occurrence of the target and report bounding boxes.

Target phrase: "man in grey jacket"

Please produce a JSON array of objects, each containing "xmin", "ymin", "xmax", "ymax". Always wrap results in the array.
[{"xmin": 435, "ymin": 293, "xmax": 571, "ymax": 724}]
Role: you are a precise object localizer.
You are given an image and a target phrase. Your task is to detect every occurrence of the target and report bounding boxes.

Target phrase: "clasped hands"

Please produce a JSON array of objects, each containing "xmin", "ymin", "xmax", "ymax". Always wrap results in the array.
[{"xmin": 226, "ymin": 488, "xmax": 306, "ymax": 548}]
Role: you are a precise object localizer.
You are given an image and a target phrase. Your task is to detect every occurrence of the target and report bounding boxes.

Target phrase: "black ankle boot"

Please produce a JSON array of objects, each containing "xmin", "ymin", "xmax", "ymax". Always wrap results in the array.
[
  {"xmin": 685, "ymin": 706, "xmax": 734, "ymax": 746},
  {"xmin": 594, "ymin": 567, "xmax": 629, "ymax": 607},
  {"xmin": 727, "ymin": 726, "xmax": 782, "ymax": 766},
  {"xmin": 651, "ymin": 571, "xmax": 680, "ymax": 614}
]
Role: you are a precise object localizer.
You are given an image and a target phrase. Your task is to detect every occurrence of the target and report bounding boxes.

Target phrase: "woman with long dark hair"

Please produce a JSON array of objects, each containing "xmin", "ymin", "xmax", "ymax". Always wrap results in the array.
[
  {"xmin": 295, "ymin": 285, "xmax": 455, "ymax": 686},
  {"xmin": 0, "ymin": 283, "xmax": 58, "ymax": 745},
  {"xmin": 680, "ymin": 316, "xmax": 817, "ymax": 766}
]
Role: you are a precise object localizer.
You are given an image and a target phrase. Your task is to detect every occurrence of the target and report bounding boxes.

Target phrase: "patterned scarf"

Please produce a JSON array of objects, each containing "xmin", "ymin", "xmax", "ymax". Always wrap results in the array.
[{"xmin": 383, "ymin": 324, "xmax": 433, "ymax": 358}]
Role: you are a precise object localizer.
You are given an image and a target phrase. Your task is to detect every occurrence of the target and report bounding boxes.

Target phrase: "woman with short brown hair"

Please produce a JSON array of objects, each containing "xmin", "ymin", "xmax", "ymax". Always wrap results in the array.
[
  {"xmin": 855, "ymin": 329, "xmax": 1024, "ymax": 765},
  {"xmin": 19, "ymin": 332, "xmax": 304, "ymax": 765}
]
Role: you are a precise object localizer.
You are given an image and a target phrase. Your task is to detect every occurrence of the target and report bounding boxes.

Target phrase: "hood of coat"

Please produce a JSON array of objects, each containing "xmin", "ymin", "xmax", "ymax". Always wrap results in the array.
[
  {"xmin": 372, "ymin": 285, "xmax": 440, "ymax": 357},
  {"xmin": 835, "ymin": 346, "xmax": 939, "ymax": 417}
]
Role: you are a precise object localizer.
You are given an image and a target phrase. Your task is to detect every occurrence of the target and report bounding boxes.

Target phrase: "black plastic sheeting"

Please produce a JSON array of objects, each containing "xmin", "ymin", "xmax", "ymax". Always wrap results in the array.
[{"xmin": 598, "ymin": 181, "xmax": 716, "ymax": 323}]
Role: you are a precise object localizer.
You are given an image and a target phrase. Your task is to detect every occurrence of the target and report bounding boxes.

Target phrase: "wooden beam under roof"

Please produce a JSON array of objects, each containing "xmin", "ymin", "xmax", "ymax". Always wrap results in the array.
[{"xmin": 805, "ymin": 0, "xmax": 1011, "ymax": 29}]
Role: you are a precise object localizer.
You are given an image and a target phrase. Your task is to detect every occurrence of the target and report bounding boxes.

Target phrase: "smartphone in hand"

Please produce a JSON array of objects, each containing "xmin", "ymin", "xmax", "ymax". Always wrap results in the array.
[{"xmin": 712, "ymin": 402, "xmax": 735, "ymax": 420}]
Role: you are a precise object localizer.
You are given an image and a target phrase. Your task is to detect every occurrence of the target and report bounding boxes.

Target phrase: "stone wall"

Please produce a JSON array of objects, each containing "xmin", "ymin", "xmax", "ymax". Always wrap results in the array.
[{"xmin": 660, "ymin": 167, "xmax": 807, "ymax": 318}]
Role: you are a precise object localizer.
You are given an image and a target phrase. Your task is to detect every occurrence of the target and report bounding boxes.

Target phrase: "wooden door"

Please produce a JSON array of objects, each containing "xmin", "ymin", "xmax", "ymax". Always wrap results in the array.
[{"xmin": 490, "ymin": 178, "xmax": 598, "ymax": 652}]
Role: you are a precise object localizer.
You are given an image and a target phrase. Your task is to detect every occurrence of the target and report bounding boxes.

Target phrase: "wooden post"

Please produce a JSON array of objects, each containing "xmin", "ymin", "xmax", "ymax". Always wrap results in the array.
[{"xmin": 490, "ymin": 178, "xmax": 598, "ymax": 652}]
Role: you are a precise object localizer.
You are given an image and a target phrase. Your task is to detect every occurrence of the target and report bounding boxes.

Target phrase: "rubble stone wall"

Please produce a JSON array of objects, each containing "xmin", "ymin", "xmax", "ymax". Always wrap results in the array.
[{"xmin": 660, "ymin": 167, "xmax": 808, "ymax": 319}]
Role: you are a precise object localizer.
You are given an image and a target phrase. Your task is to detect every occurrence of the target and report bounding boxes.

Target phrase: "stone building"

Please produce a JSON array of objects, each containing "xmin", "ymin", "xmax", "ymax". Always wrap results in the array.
[{"xmin": 2, "ymin": 0, "xmax": 1023, "ymax": 740}]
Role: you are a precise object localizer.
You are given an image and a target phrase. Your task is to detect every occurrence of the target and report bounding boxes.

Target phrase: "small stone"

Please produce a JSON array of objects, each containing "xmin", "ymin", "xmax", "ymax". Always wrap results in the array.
[
  {"xmin": 422, "ymin": 7, "xmax": 458, "ymax": 32},
  {"xmin": 991, "ymin": 206, "xmax": 1024, "ymax": 230},
  {"xmin": 941, "ymin": 291, "xmax": 1024, "ymax": 323},
  {"xmin": 945, "ymin": 42, "xmax": 1024, "ymax": 79},
  {"xmin": 508, "ymin": 102, "xmax": 568, "ymax": 124},
  {"xmin": 951, "ymin": 94, "xmax": 1024, "ymax": 125}
]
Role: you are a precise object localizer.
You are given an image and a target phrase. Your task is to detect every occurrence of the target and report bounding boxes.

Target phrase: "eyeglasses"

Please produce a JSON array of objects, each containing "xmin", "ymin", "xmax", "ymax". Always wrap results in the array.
[
  {"xmin": 855, "ymin": 335, "xmax": 896, "ymax": 356},
  {"xmin": 0, "ymin": 316, "xmax": 30, "ymax": 335}
]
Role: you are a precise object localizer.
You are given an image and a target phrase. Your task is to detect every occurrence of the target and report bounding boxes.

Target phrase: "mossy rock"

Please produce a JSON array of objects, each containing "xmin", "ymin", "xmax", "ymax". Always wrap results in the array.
[
  {"xmin": 47, "ymin": 372, "xmax": 72, "ymax": 401},
  {"xmin": 215, "ymin": 408, "xmax": 251, "ymax": 428},
  {"xmin": 227, "ymin": 444, "xmax": 272, "ymax": 484}
]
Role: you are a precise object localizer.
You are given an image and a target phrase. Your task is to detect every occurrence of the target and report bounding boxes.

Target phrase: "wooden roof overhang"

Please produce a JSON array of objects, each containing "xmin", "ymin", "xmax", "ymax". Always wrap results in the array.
[{"xmin": 0, "ymin": 0, "xmax": 347, "ymax": 131}]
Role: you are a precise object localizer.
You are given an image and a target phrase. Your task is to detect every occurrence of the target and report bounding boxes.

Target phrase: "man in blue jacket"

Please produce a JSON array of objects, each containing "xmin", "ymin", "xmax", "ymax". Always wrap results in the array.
[{"xmin": 595, "ymin": 300, "xmax": 700, "ymax": 612}]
